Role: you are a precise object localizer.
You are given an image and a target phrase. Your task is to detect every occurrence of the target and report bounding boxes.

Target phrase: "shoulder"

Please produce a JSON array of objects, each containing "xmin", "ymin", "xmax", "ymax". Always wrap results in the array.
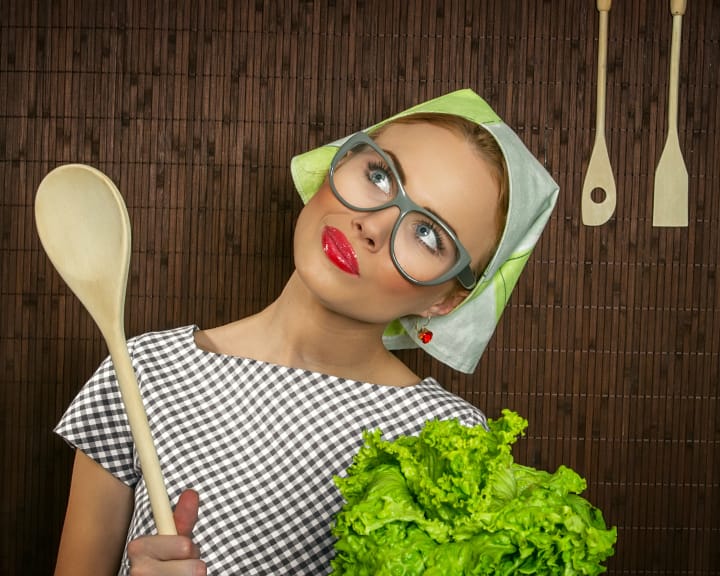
[
  {"xmin": 129, "ymin": 324, "xmax": 198, "ymax": 349},
  {"xmin": 342, "ymin": 376, "xmax": 487, "ymax": 438},
  {"xmin": 411, "ymin": 377, "xmax": 488, "ymax": 429},
  {"xmin": 126, "ymin": 325, "xmax": 199, "ymax": 362}
]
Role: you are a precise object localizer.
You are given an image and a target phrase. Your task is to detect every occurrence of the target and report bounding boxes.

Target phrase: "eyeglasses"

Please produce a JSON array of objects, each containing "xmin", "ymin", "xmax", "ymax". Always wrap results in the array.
[{"xmin": 328, "ymin": 132, "xmax": 477, "ymax": 289}]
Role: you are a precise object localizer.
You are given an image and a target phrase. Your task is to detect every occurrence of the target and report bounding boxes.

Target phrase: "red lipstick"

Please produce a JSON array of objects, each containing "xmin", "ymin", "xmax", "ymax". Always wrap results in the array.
[{"xmin": 322, "ymin": 226, "xmax": 359, "ymax": 276}]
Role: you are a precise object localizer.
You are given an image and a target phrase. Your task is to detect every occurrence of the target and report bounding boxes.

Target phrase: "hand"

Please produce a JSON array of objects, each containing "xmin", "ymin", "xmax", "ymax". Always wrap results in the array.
[{"xmin": 127, "ymin": 489, "xmax": 207, "ymax": 576}]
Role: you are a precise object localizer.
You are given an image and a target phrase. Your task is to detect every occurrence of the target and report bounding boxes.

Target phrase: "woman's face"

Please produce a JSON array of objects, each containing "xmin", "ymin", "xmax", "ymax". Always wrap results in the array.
[{"xmin": 293, "ymin": 121, "xmax": 502, "ymax": 324}]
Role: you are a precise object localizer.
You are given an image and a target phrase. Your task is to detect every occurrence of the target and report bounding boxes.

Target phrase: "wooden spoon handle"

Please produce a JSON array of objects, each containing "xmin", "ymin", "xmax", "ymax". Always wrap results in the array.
[
  {"xmin": 667, "ymin": 1, "xmax": 685, "ymax": 130},
  {"xmin": 594, "ymin": 3, "xmax": 610, "ymax": 134},
  {"xmin": 671, "ymin": 0, "xmax": 687, "ymax": 15},
  {"xmin": 106, "ymin": 329, "xmax": 177, "ymax": 535}
]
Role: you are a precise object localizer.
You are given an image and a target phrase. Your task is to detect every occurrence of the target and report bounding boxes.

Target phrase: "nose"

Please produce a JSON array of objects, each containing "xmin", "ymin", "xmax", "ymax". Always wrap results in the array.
[{"xmin": 351, "ymin": 207, "xmax": 399, "ymax": 252}]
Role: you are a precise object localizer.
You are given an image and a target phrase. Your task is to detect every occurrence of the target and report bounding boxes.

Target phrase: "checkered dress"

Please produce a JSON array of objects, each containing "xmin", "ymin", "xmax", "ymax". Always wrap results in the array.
[{"xmin": 55, "ymin": 325, "xmax": 487, "ymax": 575}]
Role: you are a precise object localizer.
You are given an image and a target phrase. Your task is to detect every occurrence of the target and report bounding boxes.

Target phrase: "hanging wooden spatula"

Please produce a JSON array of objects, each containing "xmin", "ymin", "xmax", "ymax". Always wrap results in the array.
[
  {"xmin": 653, "ymin": 0, "xmax": 689, "ymax": 227},
  {"xmin": 35, "ymin": 164, "xmax": 177, "ymax": 535},
  {"xmin": 582, "ymin": 0, "xmax": 616, "ymax": 226}
]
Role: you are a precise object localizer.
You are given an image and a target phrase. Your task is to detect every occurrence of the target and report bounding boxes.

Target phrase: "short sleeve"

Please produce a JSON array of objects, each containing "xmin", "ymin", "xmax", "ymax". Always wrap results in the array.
[
  {"xmin": 54, "ymin": 353, "xmax": 139, "ymax": 487},
  {"xmin": 456, "ymin": 409, "xmax": 488, "ymax": 430}
]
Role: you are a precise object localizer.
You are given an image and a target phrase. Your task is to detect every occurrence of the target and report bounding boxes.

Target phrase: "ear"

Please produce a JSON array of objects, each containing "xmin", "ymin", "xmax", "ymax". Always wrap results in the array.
[{"xmin": 423, "ymin": 286, "xmax": 470, "ymax": 318}]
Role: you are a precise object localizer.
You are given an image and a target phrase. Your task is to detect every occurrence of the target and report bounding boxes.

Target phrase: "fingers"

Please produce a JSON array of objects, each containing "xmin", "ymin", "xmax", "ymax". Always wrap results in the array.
[
  {"xmin": 129, "ymin": 558, "xmax": 206, "ymax": 576},
  {"xmin": 173, "ymin": 489, "xmax": 200, "ymax": 537},
  {"xmin": 127, "ymin": 535, "xmax": 206, "ymax": 576},
  {"xmin": 127, "ymin": 533, "xmax": 200, "ymax": 561},
  {"xmin": 126, "ymin": 489, "xmax": 204, "ymax": 575}
]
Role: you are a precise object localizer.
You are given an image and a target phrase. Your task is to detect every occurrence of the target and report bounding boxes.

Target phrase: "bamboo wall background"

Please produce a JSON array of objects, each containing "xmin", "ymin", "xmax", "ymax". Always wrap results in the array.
[{"xmin": 1, "ymin": 0, "xmax": 718, "ymax": 573}]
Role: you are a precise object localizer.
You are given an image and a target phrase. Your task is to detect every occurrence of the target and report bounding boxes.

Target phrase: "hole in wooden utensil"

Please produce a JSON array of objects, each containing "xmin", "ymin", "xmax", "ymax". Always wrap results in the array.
[{"xmin": 590, "ymin": 187, "xmax": 607, "ymax": 204}]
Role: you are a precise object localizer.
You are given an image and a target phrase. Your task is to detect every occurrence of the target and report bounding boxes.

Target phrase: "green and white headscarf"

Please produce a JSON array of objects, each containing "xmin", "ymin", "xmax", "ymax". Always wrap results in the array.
[{"xmin": 290, "ymin": 89, "xmax": 559, "ymax": 373}]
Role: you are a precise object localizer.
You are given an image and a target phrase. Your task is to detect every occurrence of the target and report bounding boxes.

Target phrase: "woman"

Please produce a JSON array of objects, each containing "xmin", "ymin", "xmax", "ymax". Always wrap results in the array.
[{"xmin": 53, "ymin": 90, "xmax": 558, "ymax": 575}]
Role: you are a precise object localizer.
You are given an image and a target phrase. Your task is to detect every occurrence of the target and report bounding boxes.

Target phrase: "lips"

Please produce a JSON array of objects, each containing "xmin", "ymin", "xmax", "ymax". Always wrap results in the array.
[{"xmin": 322, "ymin": 226, "xmax": 359, "ymax": 276}]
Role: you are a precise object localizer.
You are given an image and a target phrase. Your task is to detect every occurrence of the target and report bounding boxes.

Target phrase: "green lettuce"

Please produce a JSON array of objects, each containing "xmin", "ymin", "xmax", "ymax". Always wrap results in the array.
[{"xmin": 331, "ymin": 410, "xmax": 616, "ymax": 575}]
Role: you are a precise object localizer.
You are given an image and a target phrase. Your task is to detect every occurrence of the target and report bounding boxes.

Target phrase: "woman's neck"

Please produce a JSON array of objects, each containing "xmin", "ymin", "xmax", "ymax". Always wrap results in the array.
[{"xmin": 195, "ymin": 272, "xmax": 421, "ymax": 386}]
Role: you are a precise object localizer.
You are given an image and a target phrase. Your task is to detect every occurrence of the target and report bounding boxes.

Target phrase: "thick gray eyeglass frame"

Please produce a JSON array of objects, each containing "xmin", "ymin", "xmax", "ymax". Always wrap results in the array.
[{"xmin": 328, "ymin": 131, "xmax": 477, "ymax": 290}]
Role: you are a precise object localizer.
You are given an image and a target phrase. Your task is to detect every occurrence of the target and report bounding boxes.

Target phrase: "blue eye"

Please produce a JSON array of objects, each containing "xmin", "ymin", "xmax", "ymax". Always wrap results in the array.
[
  {"xmin": 366, "ymin": 162, "xmax": 394, "ymax": 196},
  {"xmin": 414, "ymin": 221, "xmax": 445, "ymax": 254}
]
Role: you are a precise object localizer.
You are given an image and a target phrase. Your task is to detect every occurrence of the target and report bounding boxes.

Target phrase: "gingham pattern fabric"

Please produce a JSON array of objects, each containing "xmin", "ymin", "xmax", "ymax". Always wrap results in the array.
[{"xmin": 55, "ymin": 325, "xmax": 487, "ymax": 575}]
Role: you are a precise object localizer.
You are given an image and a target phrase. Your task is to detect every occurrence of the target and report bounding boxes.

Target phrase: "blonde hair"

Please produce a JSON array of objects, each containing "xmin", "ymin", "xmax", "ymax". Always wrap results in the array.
[{"xmin": 370, "ymin": 113, "xmax": 509, "ymax": 274}]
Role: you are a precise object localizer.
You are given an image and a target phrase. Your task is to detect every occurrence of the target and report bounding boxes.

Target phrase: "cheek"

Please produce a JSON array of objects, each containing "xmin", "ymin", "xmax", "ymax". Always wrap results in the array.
[
  {"xmin": 372, "ymin": 262, "xmax": 449, "ymax": 314},
  {"xmin": 293, "ymin": 186, "xmax": 335, "ymax": 243},
  {"xmin": 306, "ymin": 181, "xmax": 337, "ymax": 209},
  {"xmin": 378, "ymin": 269, "xmax": 418, "ymax": 295}
]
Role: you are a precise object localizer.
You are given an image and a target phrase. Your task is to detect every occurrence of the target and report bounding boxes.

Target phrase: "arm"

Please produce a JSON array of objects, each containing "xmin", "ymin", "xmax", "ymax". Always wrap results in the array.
[{"xmin": 55, "ymin": 449, "xmax": 134, "ymax": 576}]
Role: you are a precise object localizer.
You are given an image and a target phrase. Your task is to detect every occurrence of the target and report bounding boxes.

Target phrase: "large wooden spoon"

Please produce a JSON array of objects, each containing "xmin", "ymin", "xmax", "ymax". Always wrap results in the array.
[
  {"xmin": 653, "ymin": 0, "xmax": 689, "ymax": 227},
  {"xmin": 582, "ymin": 0, "xmax": 616, "ymax": 226},
  {"xmin": 35, "ymin": 164, "xmax": 176, "ymax": 535}
]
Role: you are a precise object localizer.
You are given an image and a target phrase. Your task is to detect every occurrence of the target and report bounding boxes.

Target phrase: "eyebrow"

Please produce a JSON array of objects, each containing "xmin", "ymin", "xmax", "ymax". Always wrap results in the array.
[
  {"xmin": 383, "ymin": 149, "xmax": 407, "ymax": 184},
  {"xmin": 383, "ymin": 146, "xmax": 460, "ymax": 238}
]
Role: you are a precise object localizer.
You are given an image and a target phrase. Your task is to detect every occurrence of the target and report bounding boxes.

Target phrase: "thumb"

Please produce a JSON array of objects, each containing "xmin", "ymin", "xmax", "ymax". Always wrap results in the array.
[{"xmin": 173, "ymin": 489, "xmax": 200, "ymax": 537}]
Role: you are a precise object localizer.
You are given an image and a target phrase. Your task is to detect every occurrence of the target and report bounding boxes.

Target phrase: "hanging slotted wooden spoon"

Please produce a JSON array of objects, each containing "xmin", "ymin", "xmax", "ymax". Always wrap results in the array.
[
  {"xmin": 653, "ymin": 0, "xmax": 689, "ymax": 227},
  {"xmin": 35, "ymin": 164, "xmax": 176, "ymax": 535},
  {"xmin": 582, "ymin": 0, "xmax": 616, "ymax": 226}
]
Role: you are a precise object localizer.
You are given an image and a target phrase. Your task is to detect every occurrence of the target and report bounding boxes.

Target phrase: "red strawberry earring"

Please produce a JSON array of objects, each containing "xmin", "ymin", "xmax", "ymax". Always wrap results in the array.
[{"xmin": 416, "ymin": 316, "xmax": 433, "ymax": 344}]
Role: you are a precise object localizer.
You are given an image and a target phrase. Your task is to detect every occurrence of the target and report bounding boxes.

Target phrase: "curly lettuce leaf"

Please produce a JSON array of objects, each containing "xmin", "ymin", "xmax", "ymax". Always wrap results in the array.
[{"xmin": 331, "ymin": 410, "xmax": 616, "ymax": 575}]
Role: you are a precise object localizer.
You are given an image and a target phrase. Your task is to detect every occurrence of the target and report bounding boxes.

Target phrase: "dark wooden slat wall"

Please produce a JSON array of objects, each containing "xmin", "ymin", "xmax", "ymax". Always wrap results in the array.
[{"xmin": 1, "ymin": 0, "xmax": 718, "ymax": 573}]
